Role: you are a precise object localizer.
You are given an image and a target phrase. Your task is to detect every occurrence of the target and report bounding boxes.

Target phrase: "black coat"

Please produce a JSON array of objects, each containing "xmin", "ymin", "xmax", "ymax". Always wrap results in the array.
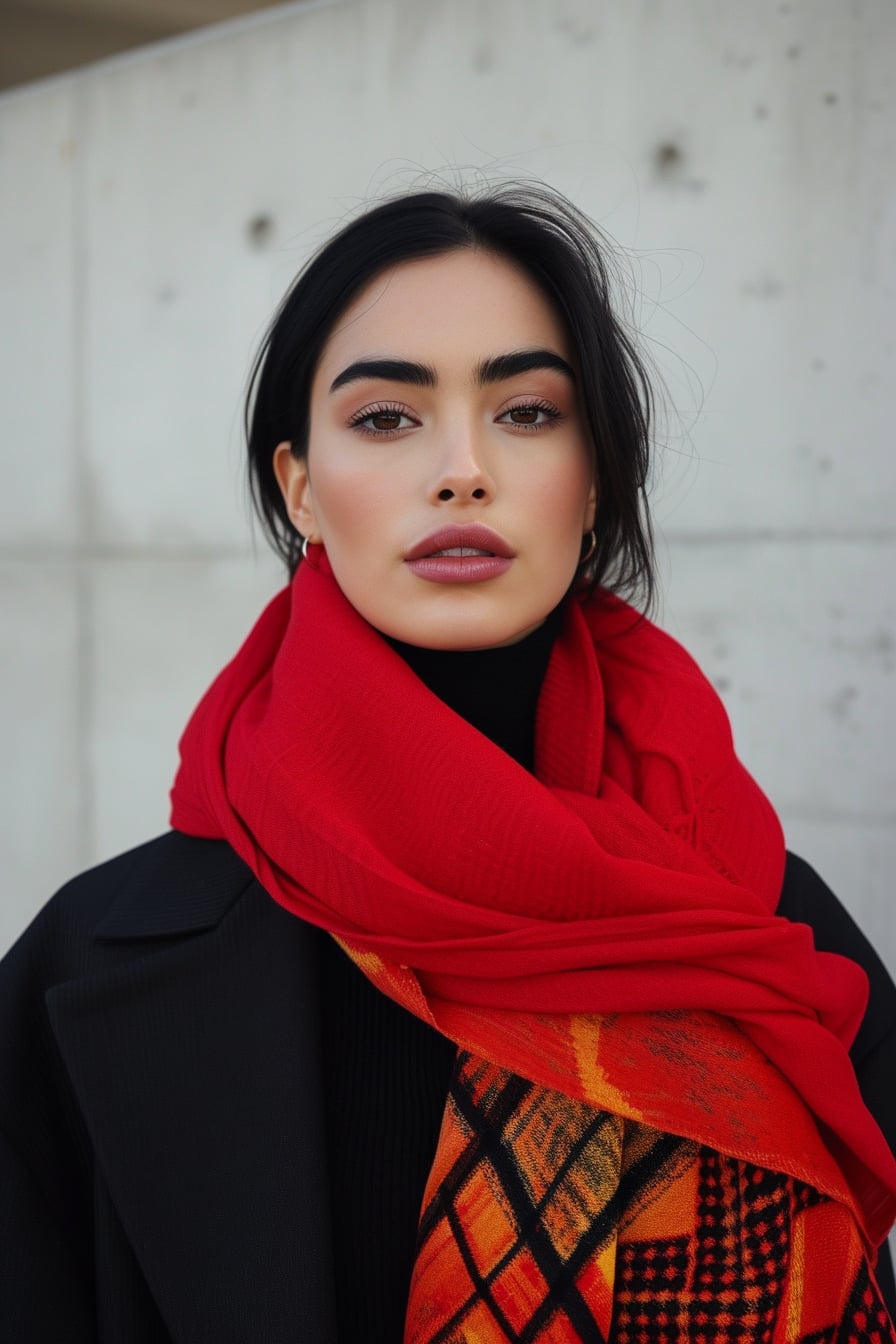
[{"xmin": 1, "ymin": 832, "xmax": 894, "ymax": 1341}]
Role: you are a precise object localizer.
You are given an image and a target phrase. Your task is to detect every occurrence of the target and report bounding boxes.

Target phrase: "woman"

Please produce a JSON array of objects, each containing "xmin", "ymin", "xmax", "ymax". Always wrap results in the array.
[{"xmin": 2, "ymin": 185, "xmax": 895, "ymax": 1342}]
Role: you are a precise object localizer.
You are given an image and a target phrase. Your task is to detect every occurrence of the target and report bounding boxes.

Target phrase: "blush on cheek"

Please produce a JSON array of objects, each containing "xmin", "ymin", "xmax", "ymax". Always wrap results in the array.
[
  {"xmin": 531, "ymin": 465, "xmax": 593, "ymax": 527},
  {"xmin": 312, "ymin": 471, "xmax": 396, "ymax": 546}
]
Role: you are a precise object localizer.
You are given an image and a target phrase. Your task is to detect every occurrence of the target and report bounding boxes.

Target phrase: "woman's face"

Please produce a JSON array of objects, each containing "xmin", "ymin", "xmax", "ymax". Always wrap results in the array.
[{"xmin": 274, "ymin": 248, "xmax": 597, "ymax": 650}]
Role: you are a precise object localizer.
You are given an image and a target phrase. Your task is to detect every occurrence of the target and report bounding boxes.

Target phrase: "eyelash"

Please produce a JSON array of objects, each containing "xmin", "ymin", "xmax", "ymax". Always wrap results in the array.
[
  {"xmin": 498, "ymin": 398, "xmax": 563, "ymax": 432},
  {"xmin": 346, "ymin": 398, "xmax": 564, "ymax": 438},
  {"xmin": 347, "ymin": 402, "xmax": 418, "ymax": 437}
]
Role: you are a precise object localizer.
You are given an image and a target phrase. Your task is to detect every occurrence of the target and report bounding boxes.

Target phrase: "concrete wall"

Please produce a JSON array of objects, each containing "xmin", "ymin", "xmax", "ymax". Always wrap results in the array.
[{"xmin": 1, "ymin": 0, "xmax": 893, "ymax": 974}]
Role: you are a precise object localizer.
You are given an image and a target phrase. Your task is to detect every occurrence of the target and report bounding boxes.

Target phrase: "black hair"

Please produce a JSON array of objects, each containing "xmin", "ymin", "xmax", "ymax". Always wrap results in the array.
[{"xmin": 246, "ymin": 183, "xmax": 655, "ymax": 608}]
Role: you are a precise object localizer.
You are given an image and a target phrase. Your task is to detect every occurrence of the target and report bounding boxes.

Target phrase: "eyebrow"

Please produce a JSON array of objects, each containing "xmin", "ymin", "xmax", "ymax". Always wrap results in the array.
[
  {"xmin": 328, "ymin": 348, "xmax": 576, "ymax": 394},
  {"xmin": 476, "ymin": 349, "xmax": 576, "ymax": 385}
]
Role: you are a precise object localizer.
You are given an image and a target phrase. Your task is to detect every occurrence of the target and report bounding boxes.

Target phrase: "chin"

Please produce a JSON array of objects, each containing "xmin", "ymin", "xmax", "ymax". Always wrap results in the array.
[{"xmin": 386, "ymin": 613, "xmax": 548, "ymax": 652}]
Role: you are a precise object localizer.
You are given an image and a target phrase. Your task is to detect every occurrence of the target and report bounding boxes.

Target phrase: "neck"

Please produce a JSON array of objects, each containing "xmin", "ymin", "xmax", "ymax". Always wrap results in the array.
[{"xmin": 384, "ymin": 606, "xmax": 564, "ymax": 772}]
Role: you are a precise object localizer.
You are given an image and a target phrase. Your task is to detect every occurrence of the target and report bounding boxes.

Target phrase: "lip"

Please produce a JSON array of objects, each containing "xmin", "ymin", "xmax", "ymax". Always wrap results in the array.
[
  {"xmin": 405, "ymin": 554, "xmax": 513, "ymax": 584},
  {"xmin": 405, "ymin": 524, "xmax": 515, "ymax": 562}
]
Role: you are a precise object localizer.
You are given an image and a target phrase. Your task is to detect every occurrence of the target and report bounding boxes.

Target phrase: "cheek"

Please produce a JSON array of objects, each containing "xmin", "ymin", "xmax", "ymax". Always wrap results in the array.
[
  {"xmin": 526, "ymin": 452, "xmax": 594, "ymax": 529},
  {"xmin": 308, "ymin": 452, "xmax": 399, "ymax": 545}
]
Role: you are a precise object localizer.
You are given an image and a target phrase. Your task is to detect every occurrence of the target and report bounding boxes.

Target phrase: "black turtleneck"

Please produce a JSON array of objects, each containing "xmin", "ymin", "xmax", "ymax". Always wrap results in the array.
[
  {"xmin": 319, "ymin": 607, "xmax": 564, "ymax": 1343},
  {"xmin": 383, "ymin": 603, "xmax": 562, "ymax": 773}
]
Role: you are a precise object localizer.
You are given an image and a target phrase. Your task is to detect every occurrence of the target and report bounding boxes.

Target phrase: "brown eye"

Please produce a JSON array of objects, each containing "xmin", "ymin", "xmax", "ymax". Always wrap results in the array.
[
  {"xmin": 497, "ymin": 401, "xmax": 562, "ymax": 431},
  {"xmin": 348, "ymin": 404, "xmax": 417, "ymax": 437},
  {"xmin": 369, "ymin": 411, "xmax": 403, "ymax": 431}
]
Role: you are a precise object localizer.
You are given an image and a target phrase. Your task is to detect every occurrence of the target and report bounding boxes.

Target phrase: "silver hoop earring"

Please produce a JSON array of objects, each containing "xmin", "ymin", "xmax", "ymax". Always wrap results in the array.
[
  {"xmin": 580, "ymin": 529, "xmax": 597, "ymax": 565},
  {"xmin": 301, "ymin": 535, "xmax": 310, "ymax": 561}
]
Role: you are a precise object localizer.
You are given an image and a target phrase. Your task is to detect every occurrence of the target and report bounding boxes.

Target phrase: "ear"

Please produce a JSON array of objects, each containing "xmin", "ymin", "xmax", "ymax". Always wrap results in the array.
[{"xmin": 273, "ymin": 442, "xmax": 319, "ymax": 541}]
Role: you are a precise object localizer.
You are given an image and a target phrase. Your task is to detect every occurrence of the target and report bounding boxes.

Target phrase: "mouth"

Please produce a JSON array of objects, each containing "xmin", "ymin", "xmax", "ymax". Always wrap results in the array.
[
  {"xmin": 428, "ymin": 546, "xmax": 495, "ymax": 558},
  {"xmin": 404, "ymin": 525, "xmax": 515, "ymax": 585},
  {"xmin": 405, "ymin": 525, "xmax": 515, "ymax": 562}
]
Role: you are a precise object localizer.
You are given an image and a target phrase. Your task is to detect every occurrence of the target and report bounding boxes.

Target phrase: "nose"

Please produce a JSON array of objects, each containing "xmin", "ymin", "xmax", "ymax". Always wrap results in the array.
[{"xmin": 427, "ymin": 425, "xmax": 496, "ymax": 505}]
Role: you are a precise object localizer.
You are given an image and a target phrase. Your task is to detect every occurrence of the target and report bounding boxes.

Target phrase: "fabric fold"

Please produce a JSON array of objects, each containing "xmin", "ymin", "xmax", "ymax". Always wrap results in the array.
[{"xmin": 170, "ymin": 544, "xmax": 896, "ymax": 1252}]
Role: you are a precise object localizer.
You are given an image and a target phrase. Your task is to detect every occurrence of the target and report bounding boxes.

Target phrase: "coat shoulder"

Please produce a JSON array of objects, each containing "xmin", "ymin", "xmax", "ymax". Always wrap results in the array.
[
  {"xmin": 0, "ymin": 833, "xmax": 252, "ymax": 1120},
  {"xmin": 1, "ymin": 831, "xmax": 253, "ymax": 991},
  {"xmin": 779, "ymin": 848, "xmax": 896, "ymax": 1303},
  {"xmin": 779, "ymin": 850, "xmax": 896, "ymax": 1059},
  {"xmin": 0, "ymin": 834, "xmax": 283, "ymax": 1342},
  {"xmin": 0, "ymin": 830, "xmax": 256, "ymax": 1173}
]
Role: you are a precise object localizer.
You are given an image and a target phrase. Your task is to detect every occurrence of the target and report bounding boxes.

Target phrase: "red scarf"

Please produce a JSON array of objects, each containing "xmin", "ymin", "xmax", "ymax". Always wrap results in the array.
[{"xmin": 170, "ymin": 545, "xmax": 896, "ymax": 1251}]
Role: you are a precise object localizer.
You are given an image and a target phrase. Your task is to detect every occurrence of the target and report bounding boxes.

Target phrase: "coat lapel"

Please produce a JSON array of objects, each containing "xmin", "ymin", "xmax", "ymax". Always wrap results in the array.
[{"xmin": 45, "ymin": 833, "xmax": 337, "ymax": 1343}]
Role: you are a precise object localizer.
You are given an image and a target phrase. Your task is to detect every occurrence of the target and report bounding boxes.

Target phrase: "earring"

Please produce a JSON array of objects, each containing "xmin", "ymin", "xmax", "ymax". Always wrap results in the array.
[
  {"xmin": 580, "ymin": 529, "xmax": 597, "ymax": 564},
  {"xmin": 301, "ymin": 535, "xmax": 311, "ymax": 561}
]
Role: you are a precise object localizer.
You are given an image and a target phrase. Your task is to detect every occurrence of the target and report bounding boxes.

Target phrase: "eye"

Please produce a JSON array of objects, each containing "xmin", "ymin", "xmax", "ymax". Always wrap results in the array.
[
  {"xmin": 497, "ymin": 399, "xmax": 563, "ymax": 431},
  {"xmin": 347, "ymin": 402, "xmax": 418, "ymax": 437}
]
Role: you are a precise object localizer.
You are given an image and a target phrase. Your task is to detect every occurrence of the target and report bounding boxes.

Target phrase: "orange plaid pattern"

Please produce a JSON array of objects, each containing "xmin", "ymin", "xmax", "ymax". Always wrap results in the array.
[{"xmin": 404, "ymin": 1053, "xmax": 895, "ymax": 1344}]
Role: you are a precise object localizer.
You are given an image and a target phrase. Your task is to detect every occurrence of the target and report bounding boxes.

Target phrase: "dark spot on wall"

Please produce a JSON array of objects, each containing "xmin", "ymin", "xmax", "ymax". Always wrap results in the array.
[
  {"xmin": 811, "ymin": 357, "xmax": 826, "ymax": 372},
  {"xmin": 817, "ymin": 455, "xmax": 832, "ymax": 472},
  {"xmin": 156, "ymin": 284, "xmax": 176, "ymax": 305},
  {"xmin": 827, "ymin": 684, "xmax": 857, "ymax": 722},
  {"xmin": 654, "ymin": 142, "xmax": 684, "ymax": 178},
  {"xmin": 555, "ymin": 16, "xmax": 595, "ymax": 43},
  {"xmin": 831, "ymin": 628, "xmax": 894, "ymax": 672},
  {"xmin": 823, "ymin": 92, "xmax": 838, "ymax": 105},
  {"xmin": 754, "ymin": 104, "xmax": 769, "ymax": 120},
  {"xmin": 875, "ymin": 630, "xmax": 894, "ymax": 671},
  {"xmin": 713, "ymin": 676, "xmax": 732, "ymax": 693},
  {"xmin": 247, "ymin": 214, "xmax": 274, "ymax": 248},
  {"xmin": 743, "ymin": 272, "xmax": 783, "ymax": 298},
  {"xmin": 785, "ymin": 44, "xmax": 801, "ymax": 59}
]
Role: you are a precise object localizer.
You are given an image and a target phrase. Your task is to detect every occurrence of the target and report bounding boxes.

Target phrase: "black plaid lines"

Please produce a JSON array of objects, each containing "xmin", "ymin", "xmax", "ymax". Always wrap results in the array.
[{"xmin": 417, "ymin": 1052, "xmax": 690, "ymax": 1344}]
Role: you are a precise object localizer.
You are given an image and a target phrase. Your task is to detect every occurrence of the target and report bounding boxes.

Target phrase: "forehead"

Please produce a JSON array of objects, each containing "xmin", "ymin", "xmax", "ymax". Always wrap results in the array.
[{"xmin": 313, "ymin": 249, "xmax": 573, "ymax": 382}]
